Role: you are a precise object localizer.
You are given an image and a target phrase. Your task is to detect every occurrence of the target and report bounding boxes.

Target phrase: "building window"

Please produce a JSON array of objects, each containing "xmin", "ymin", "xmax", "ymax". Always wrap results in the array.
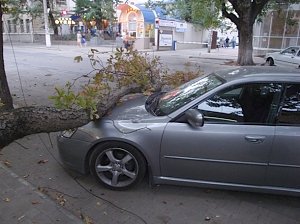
[
  {"xmin": 20, "ymin": 19, "xmax": 24, "ymax": 33},
  {"xmin": 11, "ymin": 20, "xmax": 17, "ymax": 33},
  {"xmin": 26, "ymin": 19, "xmax": 30, "ymax": 33},
  {"xmin": 128, "ymin": 12, "xmax": 137, "ymax": 36},
  {"xmin": 197, "ymin": 83, "xmax": 282, "ymax": 125},
  {"xmin": 56, "ymin": 0, "xmax": 66, "ymax": 5},
  {"xmin": 6, "ymin": 20, "xmax": 17, "ymax": 33},
  {"xmin": 277, "ymin": 84, "xmax": 300, "ymax": 125}
]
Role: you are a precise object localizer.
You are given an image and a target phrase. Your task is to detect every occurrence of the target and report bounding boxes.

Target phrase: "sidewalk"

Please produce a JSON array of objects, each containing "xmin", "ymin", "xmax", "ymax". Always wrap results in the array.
[
  {"xmin": 0, "ymin": 162, "xmax": 83, "ymax": 223},
  {"xmin": 4, "ymin": 41, "xmax": 265, "ymax": 65}
]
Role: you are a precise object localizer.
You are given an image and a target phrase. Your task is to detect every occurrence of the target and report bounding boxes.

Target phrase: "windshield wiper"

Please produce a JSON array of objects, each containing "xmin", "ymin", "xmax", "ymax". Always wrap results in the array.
[{"xmin": 145, "ymin": 92, "xmax": 164, "ymax": 115}]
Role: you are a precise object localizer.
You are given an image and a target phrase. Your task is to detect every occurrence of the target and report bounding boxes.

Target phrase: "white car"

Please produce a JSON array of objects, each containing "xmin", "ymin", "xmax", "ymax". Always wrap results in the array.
[{"xmin": 265, "ymin": 46, "xmax": 300, "ymax": 67}]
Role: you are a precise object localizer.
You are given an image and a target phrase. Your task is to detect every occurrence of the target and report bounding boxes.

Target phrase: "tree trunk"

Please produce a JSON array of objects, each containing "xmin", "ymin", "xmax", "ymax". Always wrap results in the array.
[
  {"xmin": 0, "ymin": 107, "xmax": 90, "ymax": 148},
  {"xmin": 0, "ymin": 3, "xmax": 13, "ymax": 111},
  {"xmin": 237, "ymin": 22, "xmax": 255, "ymax": 65},
  {"xmin": 49, "ymin": 11, "xmax": 58, "ymax": 35},
  {"xmin": 222, "ymin": 0, "xmax": 270, "ymax": 66},
  {"xmin": 96, "ymin": 84, "xmax": 142, "ymax": 118},
  {"xmin": 47, "ymin": 0, "xmax": 58, "ymax": 35}
]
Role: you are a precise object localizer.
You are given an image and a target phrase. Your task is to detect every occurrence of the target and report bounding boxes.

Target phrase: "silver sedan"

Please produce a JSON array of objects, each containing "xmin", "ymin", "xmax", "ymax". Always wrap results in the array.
[
  {"xmin": 265, "ymin": 46, "xmax": 300, "ymax": 67},
  {"xmin": 58, "ymin": 67, "xmax": 300, "ymax": 195}
]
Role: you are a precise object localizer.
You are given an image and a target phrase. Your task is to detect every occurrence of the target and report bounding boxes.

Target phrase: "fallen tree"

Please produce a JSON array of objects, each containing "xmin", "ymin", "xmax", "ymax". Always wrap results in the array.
[{"xmin": 0, "ymin": 47, "xmax": 201, "ymax": 149}]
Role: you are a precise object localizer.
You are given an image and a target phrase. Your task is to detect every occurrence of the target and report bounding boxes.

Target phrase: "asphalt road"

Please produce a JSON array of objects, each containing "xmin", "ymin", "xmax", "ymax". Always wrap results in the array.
[{"xmin": 2, "ymin": 43, "xmax": 299, "ymax": 224}]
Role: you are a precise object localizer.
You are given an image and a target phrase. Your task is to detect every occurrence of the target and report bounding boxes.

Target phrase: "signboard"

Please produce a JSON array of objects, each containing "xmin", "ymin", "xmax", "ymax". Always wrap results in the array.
[
  {"xmin": 159, "ymin": 20, "xmax": 176, "ymax": 27},
  {"xmin": 175, "ymin": 22, "xmax": 187, "ymax": 33},
  {"xmin": 159, "ymin": 34, "xmax": 173, "ymax": 46},
  {"xmin": 176, "ymin": 28, "xmax": 186, "ymax": 33},
  {"xmin": 176, "ymin": 22, "xmax": 187, "ymax": 29}
]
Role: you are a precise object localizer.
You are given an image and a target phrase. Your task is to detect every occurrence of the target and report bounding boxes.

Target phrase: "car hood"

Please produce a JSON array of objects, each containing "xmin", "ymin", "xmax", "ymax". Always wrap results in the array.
[
  {"xmin": 103, "ymin": 94, "xmax": 168, "ymax": 134},
  {"xmin": 105, "ymin": 94, "xmax": 152, "ymax": 121}
]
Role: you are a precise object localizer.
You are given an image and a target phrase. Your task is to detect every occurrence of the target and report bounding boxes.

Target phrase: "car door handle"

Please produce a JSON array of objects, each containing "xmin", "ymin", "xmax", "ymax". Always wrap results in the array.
[{"xmin": 245, "ymin": 136, "xmax": 266, "ymax": 143}]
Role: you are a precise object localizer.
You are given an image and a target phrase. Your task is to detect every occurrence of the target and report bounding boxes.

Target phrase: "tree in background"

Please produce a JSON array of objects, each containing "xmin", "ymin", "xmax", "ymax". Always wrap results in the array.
[
  {"xmin": 74, "ymin": 0, "xmax": 118, "ymax": 30},
  {"xmin": 170, "ymin": 0, "xmax": 300, "ymax": 65}
]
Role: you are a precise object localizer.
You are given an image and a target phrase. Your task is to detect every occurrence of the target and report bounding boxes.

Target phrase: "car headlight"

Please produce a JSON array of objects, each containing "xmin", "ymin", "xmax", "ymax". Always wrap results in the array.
[{"xmin": 61, "ymin": 129, "xmax": 77, "ymax": 138}]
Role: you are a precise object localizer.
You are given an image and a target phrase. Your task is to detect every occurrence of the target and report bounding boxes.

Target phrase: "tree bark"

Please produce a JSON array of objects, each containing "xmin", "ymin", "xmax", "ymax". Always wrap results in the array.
[
  {"xmin": 96, "ymin": 84, "xmax": 141, "ymax": 118},
  {"xmin": 47, "ymin": 0, "xmax": 58, "ymax": 35},
  {"xmin": 0, "ymin": 2, "xmax": 14, "ymax": 111},
  {"xmin": 237, "ymin": 19, "xmax": 255, "ymax": 65},
  {"xmin": 0, "ymin": 107, "xmax": 90, "ymax": 148}
]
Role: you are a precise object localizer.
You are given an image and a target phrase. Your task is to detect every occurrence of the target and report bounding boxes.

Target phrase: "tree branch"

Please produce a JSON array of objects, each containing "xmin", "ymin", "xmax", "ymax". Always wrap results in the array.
[
  {"xmin": 251, "ymin": 0, "xmax": 270, "ymax": 23},
  {"xmin": 221, "ymin": 2, "xmax": 240, "ymax": 28}
]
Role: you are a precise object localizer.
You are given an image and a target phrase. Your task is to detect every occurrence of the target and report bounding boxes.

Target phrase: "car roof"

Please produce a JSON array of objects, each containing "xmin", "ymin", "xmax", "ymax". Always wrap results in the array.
[{"xmin": 214, "ymin": 66, "xmax": 300, "ymax": 83}]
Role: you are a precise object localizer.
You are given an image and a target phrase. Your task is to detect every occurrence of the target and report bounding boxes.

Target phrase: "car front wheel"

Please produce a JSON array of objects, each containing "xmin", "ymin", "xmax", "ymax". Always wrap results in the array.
[
  {"xmin": 89, "ymin": 142, "xmax": 146, "ymax": 190},
  {"xmin": 266, "ymin": 57, "xmax": 274, "ymax": 66}
]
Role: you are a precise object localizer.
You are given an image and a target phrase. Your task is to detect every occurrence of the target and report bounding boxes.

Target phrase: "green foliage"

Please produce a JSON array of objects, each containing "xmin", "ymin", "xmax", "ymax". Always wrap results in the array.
[
  {"xmin": 50, "ymin": 48, "xmax": 162, "ymax": 118},
  {"xmin": 167, "ymin": 0, "xmax": 223, "ymax": 28},
  {"xmin": 105, "ymin": 48, "xmax": 163, "ymax": 92},
  {"xmin": 74, "ymin": 0, "xmax": 117, "ymax": 29},
  {"xmin": 0, "ymin": 99, "xmax": 4, "ymax": 108},
  {"xmin": 50, "ymin": 48, "xmax": 202, "ymax": 119},
  {"xmin": 171, "ymin": 0, "xmax": 300, "ymax": 29},
  {"xmin": 162, "ymin": 66, "xmax": 202, "ymax": 88}
]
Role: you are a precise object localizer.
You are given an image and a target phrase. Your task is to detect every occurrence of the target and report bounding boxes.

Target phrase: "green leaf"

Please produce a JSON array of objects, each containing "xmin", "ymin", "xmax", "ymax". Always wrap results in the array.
[{"xmin": 74, "ymin": 56, "xmax": 83, "ymax": 63}]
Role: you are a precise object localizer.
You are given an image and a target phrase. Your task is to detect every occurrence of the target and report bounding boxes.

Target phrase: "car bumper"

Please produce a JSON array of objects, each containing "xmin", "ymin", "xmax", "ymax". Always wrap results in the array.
[{"xmin": 57, "ymin": 133, "xmax": 92, "ymax": 174}]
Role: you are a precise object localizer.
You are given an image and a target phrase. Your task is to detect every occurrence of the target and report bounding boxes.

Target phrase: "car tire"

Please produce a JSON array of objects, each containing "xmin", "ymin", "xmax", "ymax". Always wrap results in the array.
[
  {"xmin": 266, "ymin": 58, "xmax": 274, "ymax": 66},
  {"xmin": 89, "ymin": 142, "xmax": 146, "ymax": 190}
]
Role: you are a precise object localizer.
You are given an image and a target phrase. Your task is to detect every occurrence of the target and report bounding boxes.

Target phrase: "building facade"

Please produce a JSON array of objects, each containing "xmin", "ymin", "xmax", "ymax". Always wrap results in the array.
[
  {"xmin": 253, "ymin": 3, "xmax": 300, "ymax": 55},
  {"xmin": 2, "ymin": 0, "xmax": 76, "ymax": 43},
  {"xmin": 117, "ymin": 3, "xmax": 209, "ymax": 50}
]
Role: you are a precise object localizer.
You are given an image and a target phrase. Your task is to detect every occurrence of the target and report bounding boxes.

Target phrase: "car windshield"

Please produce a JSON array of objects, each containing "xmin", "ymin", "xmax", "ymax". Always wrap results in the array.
[{"xmin": 152, "ymin": 74, "xmax": 224, "ymax": 116}]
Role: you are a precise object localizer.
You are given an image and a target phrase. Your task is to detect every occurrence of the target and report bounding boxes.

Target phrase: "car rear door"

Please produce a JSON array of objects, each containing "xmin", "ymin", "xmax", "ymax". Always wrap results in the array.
[
  {"xmin": 160, "ymin": 82, "xmax": 282, "ymax": 186},
  {"xmin": 266, "ymin": 83, "xmax": 300, "ymax": 189}
]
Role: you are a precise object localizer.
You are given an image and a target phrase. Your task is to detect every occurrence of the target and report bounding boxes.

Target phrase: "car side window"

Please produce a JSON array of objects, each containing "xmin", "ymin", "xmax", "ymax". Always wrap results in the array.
[
  {"xmin": 282, "ymin": 47, "xmax": 299, "ymax": 56},
  {"xmin": 197, "ymin": 83, "xmax": 282, "ymax": 125},
  {"xmin": 277, "ymin": 84, "xmax": 300, "ymax": 125}
]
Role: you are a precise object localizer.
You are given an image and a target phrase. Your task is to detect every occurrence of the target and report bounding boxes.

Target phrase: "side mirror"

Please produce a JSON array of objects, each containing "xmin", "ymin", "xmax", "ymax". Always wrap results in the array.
[{"xmin": 185, "ymin": 109, "xmax": 204, "ymax": 128}]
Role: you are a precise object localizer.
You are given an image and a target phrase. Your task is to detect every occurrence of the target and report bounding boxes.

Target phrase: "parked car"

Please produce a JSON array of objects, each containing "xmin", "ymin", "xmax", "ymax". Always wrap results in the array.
[
  {"xmin": 58, "ymin": 67, "xmax": 300, "ymax": 196},
  {"xmin": 265, "ymin": 46, "xmax": 300, "ymax": 67}
]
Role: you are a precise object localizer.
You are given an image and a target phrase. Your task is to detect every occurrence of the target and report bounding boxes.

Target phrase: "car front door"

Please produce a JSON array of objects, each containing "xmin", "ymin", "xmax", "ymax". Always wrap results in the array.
[
  {"xmin": 160, "ymin": 82, "xmax": 282, "ymax": 186},
  {"xmin": 276, "ymin": 47, "xmax": 300, "ymax": 66},
  {"xmin": 266, "ymin": 83, "xmax": 300, "ymax": 189}
]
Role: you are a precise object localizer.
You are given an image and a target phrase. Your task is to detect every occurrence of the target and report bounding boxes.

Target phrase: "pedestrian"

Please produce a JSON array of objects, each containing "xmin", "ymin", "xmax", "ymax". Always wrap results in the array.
[
  {"xmin": 116, "ymin": 33, "xmax": 123, "ymax": 48},
  {"xmin": 76, "ymin": 31, "xmax": 82, "ymax": 47},
  {"xmin": 225, "ymin": 37, "xmax": 229, "ymax": 48},
  {"xmin": 231, "ymin": 36, "xmax": 237, "ymax": 49},
  {"xmin": 81, "ymin": 34, "xmax": 87, "ymax": 47},
  {"xmin": 123, "ymin": 32, "xmax": 131, "ymax": 50}
]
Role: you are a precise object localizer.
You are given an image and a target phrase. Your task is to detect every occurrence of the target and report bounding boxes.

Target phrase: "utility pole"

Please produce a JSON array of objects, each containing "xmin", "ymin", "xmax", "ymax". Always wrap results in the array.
[
  {"xmin": 42, "ymin": 0, "xmax": 51, "ymax": 47},
  {"xmin": 207, "ymin": 2, "xmax": 215, "ymax": 53}
]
